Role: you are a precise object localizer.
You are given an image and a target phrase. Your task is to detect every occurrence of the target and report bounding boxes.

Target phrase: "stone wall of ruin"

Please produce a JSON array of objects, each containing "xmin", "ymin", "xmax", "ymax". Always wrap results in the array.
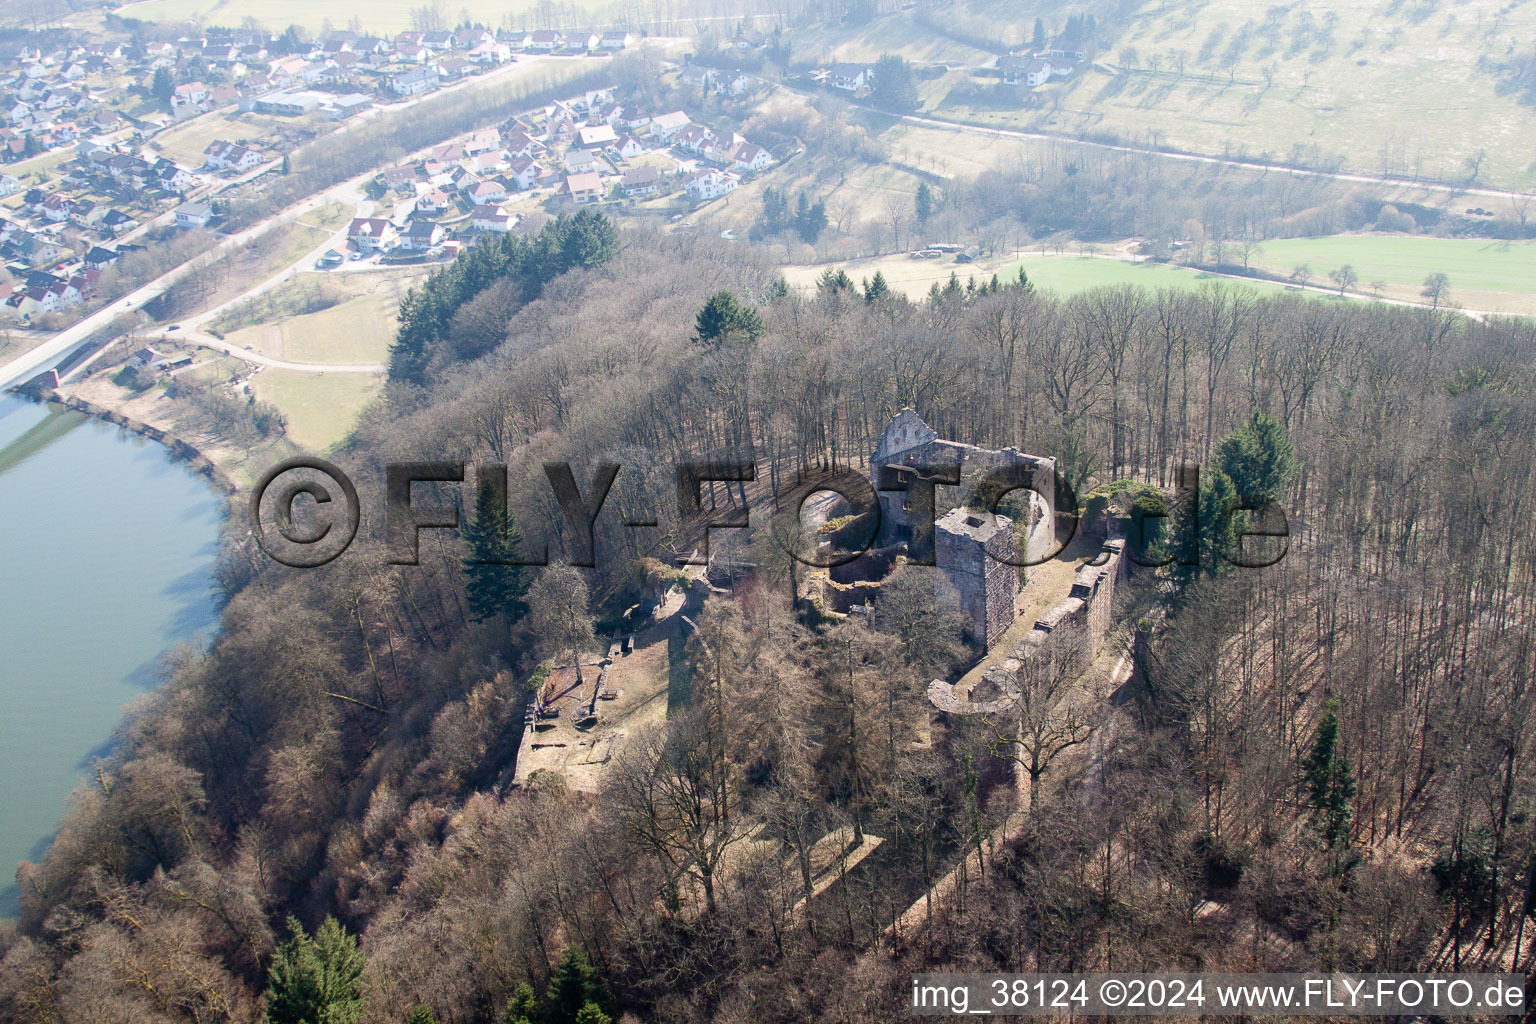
[{"xmin": 928, "ymin": 534, "xmax": 1129, "ymax": 718}]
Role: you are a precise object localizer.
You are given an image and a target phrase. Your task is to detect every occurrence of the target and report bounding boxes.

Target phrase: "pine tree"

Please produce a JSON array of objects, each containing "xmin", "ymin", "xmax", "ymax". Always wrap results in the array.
[
  {"xmin": 574, "ymin": 1004, "xmax": 611, "ymax": 1024},
  {"xmin": 1303, "ymin": 699, "xmax": 1356, "ymax": 868},
  {"xmin": 1214, "ymin": 412, "xmax": 1297, "ymax": 508},
  {"xmin": 914, "ymin": 181, "xmax": 934, "ymax": 223},
  {"xmin": 504, "ymin": 982, "xmax": 538, "ymax": 1024},
  {"xmin": 407, "ymin": 1006, "xmax": 441, "ymax": 1024},
  {"xmin": 265, "ymin": 916, "xmax": 365, "ymax": 1024},
  {"xmin": 817, "ymin": 268, "xmax": 856, "ymax": 295},
  {"xmin": 151, "ymin": 66, "xmax": 174, "ymax": 103},
  {"xmin": 871, "ymin": 53, "xmax": 920, "ymax": 112},
  {"xmin": 693, "ymin": 290, "xmax": 764, "ymax": 346},
  {"xmin": 1031, "ymin": 17, "xmax": 1047, "ymax": 50},
  {"xmin": 548, "ymin": 947, "xmax": 607, "ymax": 1024},
  {"xmin": 1174, "ymin": 467, "xmax": 1244, "ymax": 580},
  {"xmin": 463, "ymin": 474, "xmax": 531, "ymax": 629},
  {"xmin": 864, "ymin": 270, "xmax": 889, "ymax": 303}
]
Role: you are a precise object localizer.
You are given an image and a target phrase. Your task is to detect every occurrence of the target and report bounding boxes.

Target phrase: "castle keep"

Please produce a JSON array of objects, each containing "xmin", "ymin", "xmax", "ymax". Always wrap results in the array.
[{"xmin": 868, "ymin": 409, "xmax": 1057, "ymax": 648}]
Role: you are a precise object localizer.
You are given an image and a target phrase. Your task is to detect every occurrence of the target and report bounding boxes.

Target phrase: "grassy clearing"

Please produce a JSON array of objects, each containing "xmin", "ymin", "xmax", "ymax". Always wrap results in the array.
[
  {"xmin": 251, "ymin": 369, "xmax": 383, "ymax": 452},
  {"xmin": 1244, "ymin": 234, "xmax": 1536, "ymax": 314},
  {"xmin": 222, "ymin": 272, "xmax": 417, "ymax": 365},
  {"xmin": 783, "ymin": 250, "xmax": 1299, "ymax": 301},
  {"xmin": 116, "ymin": 0, "xmax": 562, "ymax": 33},
  {"xmin": 150, "ymin": 110, "xmax": 307, "ymax": 167}
]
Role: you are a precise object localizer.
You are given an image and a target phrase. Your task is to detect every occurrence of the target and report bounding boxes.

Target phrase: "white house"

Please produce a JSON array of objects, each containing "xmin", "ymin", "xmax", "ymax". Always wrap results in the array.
[
  {"xmin": 174, "ymin": 202, "xmax": 213, "ymax": 228},
  {"xmin": 577, "ymin": 123, "xmax": 616, "ymax": 148},
  {"xmin": 400, "ymin": 219, "xmax": 444, "ymax": 250},
  {"xmin": 649, "ymin": 110, "xmax": 690, "ymax": 139},
  {"xmin": 731, "ymin": 142, "xmax": 773, "ymax": 173},
  {"xmin": 203, "ymin": 140, "xmax": 261, "ymax": 172},
  {"xmin": 619, "ymin": 165, "xmax": 661, "ymax": 197},
  {"xmin": 827, "ymin": 63, "xmax": 871, "ymax": 91},
  {"xmin": 1000, "ymin": 55, "xmax": 1052, "ymax": 87},
  {"xmin": 685, "ymin": 169, "xmax": 739, "ymax": 201},
  {"xmin": 464, "ymin": 180, "xmax": 508, "ymax": 205},
  {"xmin": 472, "ymin": 208, "xmax": 515, "ymax": 232},
  {"xmin": 613, "ymin": 134, "xmax": 646, "ymax": 160},
  {"xmin": 563, "ymin": 171, "xmax": 603, "ymax": 204},
  {"xmin": 508, "ymin": 157, "xmax": 543, "ymax": 190},
  {"xmin": 529, "ymin": 30, "xmax": 564, "ymax": 51},
  {"xmin": 348, "ymin": 217, "xmax": 397, "ymax": 252}
]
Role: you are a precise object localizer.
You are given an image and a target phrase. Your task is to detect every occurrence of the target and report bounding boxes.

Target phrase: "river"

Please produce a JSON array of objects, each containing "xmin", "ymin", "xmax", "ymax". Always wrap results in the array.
[{"xmin": 0, "ymin": 391, "xmax": 223, "ymax": 916}]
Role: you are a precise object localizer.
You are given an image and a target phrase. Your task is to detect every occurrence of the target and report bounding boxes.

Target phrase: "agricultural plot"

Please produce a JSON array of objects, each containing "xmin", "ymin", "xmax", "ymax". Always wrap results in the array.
[
  {"xmin": 784, "ymin": 250, "xmax": 1298, "ymax": 301},
  {"xmin": 251, "ymin": 369, "xmax": 383, "ymax": 452},
  {"xmin": 1244, "ymin": 234, "xmax": 1536, "ymax": 314},
  {"xmin": 941, "ymin": 0, "xmax": 1536, "ymax": 191}
]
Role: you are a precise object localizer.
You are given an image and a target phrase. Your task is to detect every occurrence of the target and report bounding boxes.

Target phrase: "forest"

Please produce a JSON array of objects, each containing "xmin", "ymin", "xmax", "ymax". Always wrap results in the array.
[{"xmin": 3, "ymin": 212, "xmax": 1536, "ymax": 1023}]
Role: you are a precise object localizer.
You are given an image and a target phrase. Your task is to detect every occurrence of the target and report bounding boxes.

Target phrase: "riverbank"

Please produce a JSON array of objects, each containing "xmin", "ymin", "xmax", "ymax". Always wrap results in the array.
[{"xmin": 16, "ymin": 382, "xmax": 241, "ymax": 495}]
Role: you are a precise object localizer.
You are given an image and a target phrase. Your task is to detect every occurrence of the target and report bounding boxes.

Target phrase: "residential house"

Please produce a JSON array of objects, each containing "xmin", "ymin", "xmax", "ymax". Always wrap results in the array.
[
  {"xmin": 731, "ymin": 142, "xmax": 773, "ymax": 173},
  {"xmin": 685, "ymin": 168, "xmax": 739, "ymax": 201},
  {"xmin": 599, "ymin": 31, "xmax": 632, "ymax": 50},
  {"xmin": 388, "ymin": 67, "xmax": 437, "ymax": 96},
  {"xmin": 563, "ymin": 171, "xmax": 603, "ymax": 204},
  {"xmin": 577, "ymin": 124, "xmax": 616, "ymax": 148},
  {"xmin": 649, "ymin": 110, "xmax": 690, "ymax": 139},
  {"xmin": 413, "ymin": 187, "xmax": 451, "ymax": 214},
  {"xmin": 564, "ymin": 147, "xmax": 599, "ymax": 173},
  {"xmin": 529, "ymin": 30, "xmax": 565, "ymax": 51},
  {"xmin": 455, "ymin": 28, "xmax": 494, "ymax": 50},
  {"xmin": 174, "ymin": 202, "xmax": 212, "ymax": 228},
  {"xmin": 673, "ymin": 124, "xmax": 716, "ymax": 155},
  {"xmin": 619, "ymin": 165, "xmax": 661, "ymax": 197},
  {"xmin": 504, "ymin": 130, "xmax": 544, "ymax": 160},
  {"xmin": 83, "ymin": 245, "xmax": 118, "ymax": 270},
  {"xmin": 464, "ymin": 179, "xmax": 508, "ymax": 205},
  {"xmin": 1000, "ymin": 55, "xmax": 1051, "ymax": 87},
  {"xmin": 471, "ymin": 208, "xmax": 514, "ymax": 232},
  {"xmin": 203, "ymin": 140, "xmax": 262, "ymax": 172},
  {"xmin": 170, "ymin": 81, "xmax": 211, "ymax": 114},
  {"xmin": 507, "ymin": 157, "xmax": 542, "ymax": 190},
  {"xmin": 381, "ymin": 165, "xmax": 420, "ymax": 193},
  {"xmin": 400, "ymin": 219, "xmax": 444, "ymax": 250},
  {"xmin": 347, "ymin": 217, "xmax": 396, "ymax": 252},
  {"xmin": 100, "ymin": 209, "xmax": 135, "ymax": 236},
  {"xmin": 827, "ymin": 63, "xmax": 871, "ymax": 91},
  {"xmin": 613, "ymin": 134, "xmax": 646, "ymax": 160}
]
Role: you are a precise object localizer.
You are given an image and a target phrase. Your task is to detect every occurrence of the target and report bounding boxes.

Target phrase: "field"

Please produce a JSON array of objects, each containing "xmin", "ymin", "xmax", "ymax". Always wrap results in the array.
[
  {"xmin": 116, "ymin": 0, "xmax": 580, "ymax": 33},
  {"xmin": 251, "ymin": 369, "xmax": 383, "ymax": 452},
  {"xmin": 150, "ymin": 109, "xmax": 312, "ymax": 168},
  {"xmin": 783, "ymin": 249, "xmax": 1298, "ymax": 301},
  {"xmin": 932, "ymin": 0, "xmax": 1536, "ymax": 191},
  {"xmin": 1244, "ymin": 234, "xmax": 1536, "ymax": 313},
  {"xmin": 221, "ymin": 271, "xmax": 420, "ymax": 366}
]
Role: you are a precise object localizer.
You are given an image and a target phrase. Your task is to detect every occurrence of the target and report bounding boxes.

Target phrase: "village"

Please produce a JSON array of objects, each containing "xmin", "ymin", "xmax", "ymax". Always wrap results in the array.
[{"xmin": 0, "ymin": 22, "xmax": 806, "ymax": 325}]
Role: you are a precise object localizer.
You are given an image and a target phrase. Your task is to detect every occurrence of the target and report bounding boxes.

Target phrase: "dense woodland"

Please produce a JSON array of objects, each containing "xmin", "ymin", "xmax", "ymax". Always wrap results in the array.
[{"xmin": 4, "ymin": 207, "xmax": 1536, "ymax": 1024}]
